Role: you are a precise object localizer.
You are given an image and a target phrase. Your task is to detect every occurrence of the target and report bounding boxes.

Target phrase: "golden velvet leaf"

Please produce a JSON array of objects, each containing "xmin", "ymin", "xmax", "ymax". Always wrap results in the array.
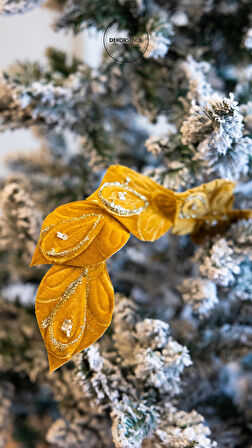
[
  {"xmin": 31, "ymin": 201, "xmax": 130, "ymax": 267},
  {"xmin": 172, "ymin": 179, "xmax": 236, "ymax": 235},
  {"xmin": 87, "ymin": 164, "xmax": 177, "ymax": 241},
  {"xmin": 35, "ymin": 262, "xmax": 114, "ymax": 372},
  {"xmin": 31, "ymin": 164, "xmax": 252, "ymax": 372}
]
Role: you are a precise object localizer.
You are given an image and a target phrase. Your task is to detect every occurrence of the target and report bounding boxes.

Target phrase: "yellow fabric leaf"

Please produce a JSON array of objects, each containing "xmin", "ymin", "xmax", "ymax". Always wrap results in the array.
[
  {"xmin": 31, "ymin": 201, "xmax": 130, "ymax": 267},
  {"xmin": 31, "ymin": 164, "xmax": 252, "ymax": 373},
  {"xmin": 172, "ymin": 179, "xmax": 236, "ymax": 235},
  {"xmin": 87, "ymin": 164, "xmax": 177, "ymax": 241},
  {"xmin": 35, "ymin": 262, "xmax": 114, "ymax": 372}
]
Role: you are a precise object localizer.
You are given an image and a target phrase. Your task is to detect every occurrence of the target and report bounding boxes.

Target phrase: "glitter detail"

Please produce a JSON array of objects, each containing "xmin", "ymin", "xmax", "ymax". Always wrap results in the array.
[
  {"xmin": 61, "ymin": 319, "xmax": 73, "ymax": 338},
  {"xmin": 41, "ymin": 317, "xmax": 51, "ymax": 329},
  {"xmin": 56, "ymin": 231, "xmax": 69, "ymax": 240},
  {"xmin": 118, "ymin": 192, "xmax": 126, "ymax": 200},
  {"xmin": 179, "ymin": 194, "xmax": 208, "ymax": 219},
  {"xmin": 39, "ymin": 213, "xmax": 104, "ymax": 260},
  {"xmin": 98, "ymin": 181, "xmax": 148, "ymax": 216},
  {"xmin": 41, "ymin": 268, "xmax": 89, "ymax": 352}
]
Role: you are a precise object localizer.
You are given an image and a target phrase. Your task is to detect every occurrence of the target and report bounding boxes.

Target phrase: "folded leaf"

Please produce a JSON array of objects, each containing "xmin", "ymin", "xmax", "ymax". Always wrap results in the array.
[
  {"xmin": 35, "ymin": 262, "xmax": 114, "ymax": 372},
  {"xmin": 172, "ymin": 179, "xmax": 235, "ymax": 235},
  {"xmin": 87, "ymin": 164, "xmax": 177, "ymax": 241},
  {"xmin": 31, "ymin": 201, "xmax": 130, "ymax": 267}
]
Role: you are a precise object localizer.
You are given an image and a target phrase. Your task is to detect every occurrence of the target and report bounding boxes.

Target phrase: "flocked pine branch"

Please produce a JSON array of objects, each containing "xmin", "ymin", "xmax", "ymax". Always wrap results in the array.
[
  {"xmin": 0, "ymin": 0, "xmax": 44, "ymax": 15},
  {"xmin": 179, "ymin": 219, "xmax": 252, "ymax": 316},
  {"xmin": 74, "ymin": 294, "xmax": 217, "ymax": 447},
  {"xmin": 0, "ymin": 1, "xmax": 252, "ymax": 446},
  {"xmin": 0, "ymin": 177, "xmax": 42, "ymax": 279}
]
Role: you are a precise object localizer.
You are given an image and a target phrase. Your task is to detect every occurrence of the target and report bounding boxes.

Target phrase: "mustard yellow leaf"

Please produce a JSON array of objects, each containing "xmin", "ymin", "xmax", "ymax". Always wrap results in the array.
[
  {"xmin": 35, "ymin": 262, "xmax": 114, "ymax": 372},
  {"xmin": 30, "ymin": 165, "xmax": 252, "ymax": 373},
  {"xmin": 87, "ymin": 164, "xmax": 177, "ymax": 241},
  {"xmin": 172, "ymin": 179, "xmax": 236, "ymax": 235},
  {"xmin": 30, "ymin": 201, "xmax": 130, "ymax": 267}
]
